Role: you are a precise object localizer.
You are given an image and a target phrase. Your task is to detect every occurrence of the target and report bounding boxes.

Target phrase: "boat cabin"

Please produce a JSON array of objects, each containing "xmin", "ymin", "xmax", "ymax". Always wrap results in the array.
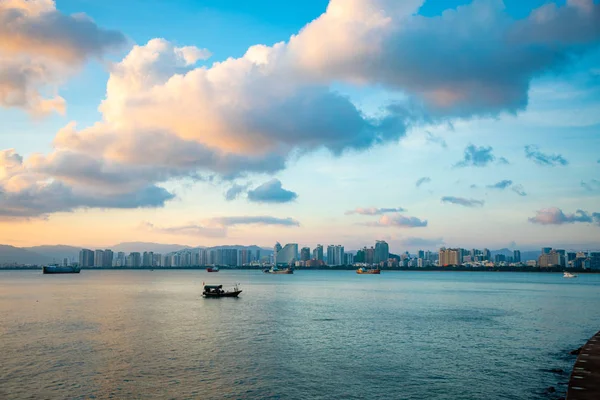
[{"xmin": 203, "ymin": 285, "xmax": 224, "ymax": 294}]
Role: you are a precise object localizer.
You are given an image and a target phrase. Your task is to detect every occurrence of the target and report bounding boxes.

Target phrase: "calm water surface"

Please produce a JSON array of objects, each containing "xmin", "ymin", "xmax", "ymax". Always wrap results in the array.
[{"xmin": 1, "ymin": 270, "xmax": 599, "ymax": 399}]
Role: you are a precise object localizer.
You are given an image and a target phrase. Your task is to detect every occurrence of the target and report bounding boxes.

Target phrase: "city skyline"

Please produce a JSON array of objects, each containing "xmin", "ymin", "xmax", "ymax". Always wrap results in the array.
[{"xmin": 1, "ymin": 0, "xmax": 600, "ymax": 250}]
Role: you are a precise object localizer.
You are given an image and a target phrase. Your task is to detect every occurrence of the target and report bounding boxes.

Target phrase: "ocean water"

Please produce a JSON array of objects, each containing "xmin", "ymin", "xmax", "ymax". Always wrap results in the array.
[{"xmin": 1, "ymin": 270, "xmax": 599, "ymax": 399}]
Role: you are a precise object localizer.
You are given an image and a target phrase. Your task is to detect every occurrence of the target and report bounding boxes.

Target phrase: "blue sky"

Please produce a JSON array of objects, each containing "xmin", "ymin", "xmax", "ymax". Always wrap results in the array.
[{"xmin": 0, "ymin": 0, "xmax": 599, "ymax": 251}]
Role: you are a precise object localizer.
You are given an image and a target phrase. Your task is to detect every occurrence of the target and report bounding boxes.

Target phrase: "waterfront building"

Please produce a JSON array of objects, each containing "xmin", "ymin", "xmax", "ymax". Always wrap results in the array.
[
  {"xmin": 142, "ymin": 251, "xmax": 153, "ymax": 267},
  {"xmin": 374, "ymin": 241, "xmax": 389, "ymax": 264},
  {"xmin": 538, "ymin": 250, "xmax": 560, "ymax": 267},
  {"xmin": 365, "ymin": 247, "xmax": 375, "ymax": 264},
  {"xmin": 482, "ymin": 248, "xmax": 491, "ymax": 261},
  {"xmin": 513, "ymin": 250, "xmax": 521, "ymax": 263},
  {"xmin": 526, "ymin": 260, "xmax": 537, "ymax": 267},
  {"xmin": 127, "ymin": 252, "xmax": 141, "ymax": 267},
  {"xmin": 274, "ymin": 243, "xmax": 282, "ymax": 264},
  {"xmin": 494, "ymin": 254, "xmax": 506, "ymax": 263},
  {"xmin": 275, "ymin": 243, "xmax": 298, "ymax": 266},
  {"xmin": 313, "ymin": 244, "xmax": 323, "ymax": 261},
  {"xmin": 94, "ymin": 250, "xmax": 104, "ymax": 267},
  {"xmin": 79, "ymin": 249, "xmax": 94, "ymax": 267},
  {"xmin": 300, "ymin": 247, "xmax": 311, "ymax": 262},
  {"xmin": 542, "ymin": 247, "xmax": 552, "ymax": 255},
  {"xmin": 102, "ymin": 249, "xmax": 113, "ymax": 268},
  {"xmin": 344, "ymin": 253, "xmax": 354, "ymax": 265},
  {"xmin": 418, "ymin": 250, "xmax": 425, "ymax": 259},
  {"xmin": 439, "ymin": 248, "xmax": 461, "ymax": 266},
  {"xmin": 590, "ymin": 252, "xmax": 600, "ymax": 270}
]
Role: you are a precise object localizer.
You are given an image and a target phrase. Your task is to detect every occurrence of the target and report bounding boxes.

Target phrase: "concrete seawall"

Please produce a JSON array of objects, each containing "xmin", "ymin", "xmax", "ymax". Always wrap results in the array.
[{"xmin": 567, "ymin": 331, "xmax": 600, "ymax": 399}]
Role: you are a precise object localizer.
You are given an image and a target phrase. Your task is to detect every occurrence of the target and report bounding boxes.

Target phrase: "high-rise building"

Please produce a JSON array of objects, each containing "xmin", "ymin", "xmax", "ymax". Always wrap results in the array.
[
  {"xmin": 590, "ymin": 252, "xmax": 600, "ymax": 270},
  {"xmin": 313, "ymin": 245, "xmax": 323, "ymax": 261},
  {"xmin": 567, "ymin": 252, "xmax": 576, "ymax": 262},
  {"xmin": 494, "ymin": 254, "xmax": 506, "ymax": 263},
  {"xmin": 542, "ymin": 247, "xmax": 552, "ymax": 255},
  {"xmin": 275, "ymin": 243, "xmax": 298, "ymax": 266},
  {"xmin": 439, "ymin": 248, "xmax": 461, "ymax": 266},
  {"xmin": 344, "ymin": 253, "xmax": 354, "ymax": 265},
  {"xmin": 538, "ymin": 250, "xmax": 560, "ymax": 267},
  {"xmin": 300, "ymin": 247, "xmax": 311, "ymax": 262},
  {"xmin": 513, "ymin": 250, "xmax": 521, "ymax": 263},
  {"xmin": 482, "ymin": 248, "xmax": 491, "ymax": 261},
  {"xmin": 79, "ymin": 249, "xmax": 94, "ymax": 267},
  {"xmin": 127, "ymin": 252, "xmax": 141, "ymax": 267},
  {"xmin": 94, "ymin": 250, "xmax": 104, "ymax": 267},
  {"xmin": 418, "ymin": 250, "xmax": 425, "ymax": 259},
  {"xmin": 102, "ymin": 249, "xmax": 113, "ymax": 268},
  {"xmin": 374, "ymin": 241, "xmax": 389, "ymax": 264},
  {"xmin": 365, "ymin": 247, "xmax": 375, "ymax": 264},
  {"xmin": 142, "ymin": 251, "xmax": 153, "ymax": 267},
  {"xmin": 116, "ymin": 252, "xmax": 126, "ymax": 267},
  {"xmin": 274, "ymin": 243, "xmax": 282, "ymax": 264}
]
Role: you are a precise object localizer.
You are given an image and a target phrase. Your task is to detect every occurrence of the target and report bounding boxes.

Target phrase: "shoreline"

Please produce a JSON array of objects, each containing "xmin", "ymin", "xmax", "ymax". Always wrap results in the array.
[{"xmin": 1, "ymin": 266, "xmax": 598, "ymax": 273}]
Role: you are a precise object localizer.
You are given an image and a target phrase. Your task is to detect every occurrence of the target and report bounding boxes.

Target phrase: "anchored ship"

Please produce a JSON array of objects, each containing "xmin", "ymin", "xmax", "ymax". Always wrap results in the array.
[
  {"xmin": 43, "ymin": 265, "xmax": 81, "ymax": 274},
  {"xmin": 356, "ymin": 267, "xmax": 380, "ymax": 274},
  {"xmin": 263, "ymin": 266, "xmax": 294, "ymax": 274}
]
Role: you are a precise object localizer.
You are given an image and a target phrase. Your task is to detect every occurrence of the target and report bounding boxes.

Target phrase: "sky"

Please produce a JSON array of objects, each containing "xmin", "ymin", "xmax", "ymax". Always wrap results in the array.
[{"xmin": 1, "ymin": 0, "xmax": 600, "ymax": 252}]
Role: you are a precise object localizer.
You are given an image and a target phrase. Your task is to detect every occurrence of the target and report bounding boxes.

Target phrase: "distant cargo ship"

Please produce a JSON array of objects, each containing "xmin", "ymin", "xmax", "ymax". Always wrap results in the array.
[
  {"xmin": 206, "ymin": 267, "xmax": 219, "ymax": 272},
  {"xmin": 263, "ymin": 267, "xmax": 293, "ymax": 274},
  {"xmin": 43, "ymin": 265, "xmax": 81, "ymax": 274},
  {"xmin": 356, "ymin": 267, "xmax": 380, "ymax": 274}
]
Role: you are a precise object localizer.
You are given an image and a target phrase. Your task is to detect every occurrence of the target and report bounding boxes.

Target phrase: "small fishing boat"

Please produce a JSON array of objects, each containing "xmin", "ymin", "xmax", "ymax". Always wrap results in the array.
[
  {"xmin": 263, "ymin": 266, "xmax": 293, "ymax": 274},
  {"xmin": 563, "ymin": 271, "xmax": 578, "ymax": 278},
  {"xmin": 43, "ymin": 265, "xmax": 81, "ymax": 274},
  {"xmin": 206, "ymin": 266, "xmax": 219, "ymax": 272},
  {"xmin": 356, "ymin": 267, "xmax": 380, "ymax": 274},
  {"xmin": 202, "ymin": 284, "xmax": 242, "ymax": 298}
]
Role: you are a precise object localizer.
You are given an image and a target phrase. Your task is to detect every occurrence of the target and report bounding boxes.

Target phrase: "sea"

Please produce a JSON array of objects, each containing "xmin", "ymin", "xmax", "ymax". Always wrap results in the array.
[{"xmin": 1, "ymin": 270, "xmax": 599, "ymax": 399}]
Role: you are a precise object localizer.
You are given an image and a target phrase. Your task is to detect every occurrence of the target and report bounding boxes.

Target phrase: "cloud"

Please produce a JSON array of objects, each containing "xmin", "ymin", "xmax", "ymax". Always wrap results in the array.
[
  {"xmin": 346, "ymin": 207, "xmax": 406, "ymax": 215},
  {"xmin": 497, "ymin": 157, "xmax": 510, "ymax": 165},
  {"xmin": 441, "ymin": 196, "xmax": 484, "ymax": 207},
  {"xmin": 0, "ymin": 0, "xmax": 126, "ymax": 115},
  {"xmin": 0, "ymin": 149, "xmax": 176, "ymax": 218},
  {"xmin": 528, "ymin": 207, "xmax": 600, "ymax": 225},
  {"xmin": 524, "ymin": 145, "xmax": 569, "ymax": 166},
  {"xmin": 4, "ymin": 0, "xmax": 600, "ymax": 216},
  {"xmin": 425, "ymin": 131, "xmax": 447, "ymax": 148},
  {"xmin": 581, "ymin": 179, "xmax": 600, "ymax": 191},
  {"xmin": 247, "ymin": 179, "xmax": 298, "ymax": 203},
  {"xmin": 140, "ymin": 222, "xmax": 226, "ymax": 238},
  {"xmin": 210, "ymin": 216, "xmax": 300, "ymax": 227},
  {"xmin": 454, "ymin": 144, "xmax": 497, "ymax": 168},
  {"xmin": 364, "ymin": 213, "xmax": 428, "ymax": 228},
  {"xmin": 225, "ymin": 183, "xmax": 249, "ymax": 201},
  {"xmin": 486, "ymin": 180, "xmax": 513, "ymax": 190},
  {"xmin": 415, "ymin": 177, "xmax": 431, "ymax": 188},
  {"xmin": 511, "ymin": 184, "xmax": 527, "ymax": 196}
]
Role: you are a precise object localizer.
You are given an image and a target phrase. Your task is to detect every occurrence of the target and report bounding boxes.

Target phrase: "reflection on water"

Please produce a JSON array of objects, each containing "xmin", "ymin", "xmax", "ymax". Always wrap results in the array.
[{"xmin": 1, "ymin": 270, "xmax": 599, "ymax": 399}]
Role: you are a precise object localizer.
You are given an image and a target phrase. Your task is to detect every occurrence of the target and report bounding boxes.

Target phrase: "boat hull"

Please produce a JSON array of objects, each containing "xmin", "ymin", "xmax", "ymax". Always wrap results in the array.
[
  {"xmin": 203, "ymin": 290, "xmax": 242, "ymax": 298},
  {"xmin": 264, "ymin": 269, "xmax": 293, "ymax": 274},
  {"xmin": 206, "ymin": 268, "xmax": 219, "ymax": 272},
  {"xmin": 43, "ymin": 266, "xmax": 81, "ymax": 274},
  {"xmin": 357, "ymin": 269, "xmax": 380, "ymax": 274}
]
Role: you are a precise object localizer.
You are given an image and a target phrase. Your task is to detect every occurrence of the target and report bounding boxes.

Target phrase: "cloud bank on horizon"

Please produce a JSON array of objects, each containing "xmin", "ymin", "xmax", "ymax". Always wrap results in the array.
[{"xmin": 0, "ymin": 0, "xmax": 600, "ymax": 230}]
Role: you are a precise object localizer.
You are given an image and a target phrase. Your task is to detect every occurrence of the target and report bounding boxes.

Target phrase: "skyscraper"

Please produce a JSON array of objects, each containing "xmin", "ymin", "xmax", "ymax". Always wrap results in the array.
[
  {"xmin": 418, "ymin": 250, "xmax": 425, "ymax": 259},
  {"xmin": 542, "ymin": 247, "xmax": 552, "ymax": 255},
  {"xmin": 513, "ymin": 250, "xmax": 521, "ymax": 263},
  {"xmin": 439, "ymin": 248, "xmax": 461, "ymax": 266},
  {"xmin": 94, "ymin": 250, "xmax": 104, "ymax": 267},
  {"xmin": 300, "ymin": 247, "xmax": 310, "ymax": 262},
  {"xmin": 374, "ymin": 240, "xmax": 389, "ymax": 263},
  {"xmin": 79, "ymin": 249, "xmax": 94, "ymax": 267},
  {"xmin": 103, "ymin": 249, "xmax": 114, "ymax": 268},
  {"xmin": 313, "ymin": 245, "xmax": 323, "ymax": 261}
]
